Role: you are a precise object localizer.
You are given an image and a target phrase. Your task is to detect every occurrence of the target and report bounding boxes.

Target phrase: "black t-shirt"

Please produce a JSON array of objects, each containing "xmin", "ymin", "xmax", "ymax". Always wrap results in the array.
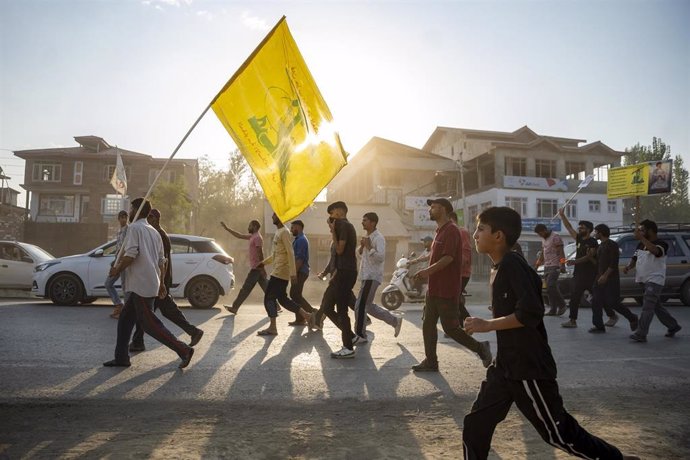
[
  {"xmin": 490, "ymin": 251, "xmax": 557, "ymax": 380},
  {"xmin": 597, "ymin": 238, "xmax": 620, "ymax": 278},
  {"xmin": 573, "ymin": 234, "xmax": 598, "ymax": 280},
  {"xmin": 334, "ymin": 218, "xmax": 357, "ymax": 272},
  {"xmin": 157, "ymin": 227, "xmax": 173, "ymax": 289}
]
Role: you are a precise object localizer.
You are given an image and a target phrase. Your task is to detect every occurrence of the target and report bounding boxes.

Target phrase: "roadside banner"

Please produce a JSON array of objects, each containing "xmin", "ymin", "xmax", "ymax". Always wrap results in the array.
[
  {"xmin": 210, "ymin": 16, "xmax": 347, "ymax": 222},
  {"xmin": 607, "ymin": 160, "xmax": 673, "ymax": 199}
]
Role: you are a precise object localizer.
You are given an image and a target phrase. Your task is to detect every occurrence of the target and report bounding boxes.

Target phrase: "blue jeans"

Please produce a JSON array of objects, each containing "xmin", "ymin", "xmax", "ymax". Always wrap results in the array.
[{"xmin": 105, "ymin": 270, "xmax": 126, "ymax": 306}]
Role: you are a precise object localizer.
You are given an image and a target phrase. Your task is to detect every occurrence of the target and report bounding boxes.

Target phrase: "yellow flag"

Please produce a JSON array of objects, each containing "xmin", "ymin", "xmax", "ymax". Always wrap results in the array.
[{"xmin": 211, "ymin": 17, "xmax": 347, "ymax": 222}]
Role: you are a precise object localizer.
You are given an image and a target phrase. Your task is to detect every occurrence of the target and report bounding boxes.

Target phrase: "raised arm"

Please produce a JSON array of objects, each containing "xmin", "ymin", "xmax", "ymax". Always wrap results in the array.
[
  {"xmin": 557, "ymin": 208, "xmax": 578, "ymax": 240},
  {"xmin": 220, "ymin": 222, "xmax": 251, "ymax": 240}
]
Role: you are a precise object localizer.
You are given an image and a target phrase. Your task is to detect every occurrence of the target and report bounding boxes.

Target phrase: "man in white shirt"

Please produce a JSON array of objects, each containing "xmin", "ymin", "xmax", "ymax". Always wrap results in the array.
[
  {"xmin": 103, "ymin": 198, "xmax": 195, "ymax": 369},
  {"xmin": 353, "ymin": 212, "xmax": 403, "ymax": 342}
]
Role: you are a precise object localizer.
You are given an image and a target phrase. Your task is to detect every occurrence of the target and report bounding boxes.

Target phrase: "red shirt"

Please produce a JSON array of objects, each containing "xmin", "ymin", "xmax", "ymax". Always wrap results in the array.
[
  {"xmin": 428, "ymin": 221, "xmax": 462, "ymax": 299},
  {"xmin": 459, "ymin": 226, "xmax": 472, "ymax": 278}
]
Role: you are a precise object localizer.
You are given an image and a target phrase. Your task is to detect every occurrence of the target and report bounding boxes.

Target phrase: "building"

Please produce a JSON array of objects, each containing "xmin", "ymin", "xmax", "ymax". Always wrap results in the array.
[
  {"xmin": 13, "ymin": 136, "xmax": 199, "ymax": 256},
  {"xmin": 423, "ymin": 126, "xmax": 624, "ymax": 275}
]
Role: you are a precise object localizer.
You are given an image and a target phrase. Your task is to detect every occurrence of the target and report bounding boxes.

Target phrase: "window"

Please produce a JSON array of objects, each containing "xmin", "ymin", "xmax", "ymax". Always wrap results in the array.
[
  {"xmin": 566, "ymin": 200, "xmax": 577, "ymax": 219},
  {"xmin": 565, "ymin": 161, "xmax": 586, "ymax": 180},
  {"xmin": 32, "ymin": 162, "xmax": 62, "ymax": 182},
  {"xmin": 148, "ymin": 169, "xmax": 177, "ymax": 186},
  {"xmin": 608, "ymin": 200, "xmax": 617, "ymax": 213},
  {"xmin": 104, "ymin": 165, "xmax": 132, "ymax": 181},
  {"xmin": 170, "ymin": 239, "xmax": 191, "ymax": 254},
  {"xmin": 505, "ymin": 157, "xmax": 526, "ymax": 176},
  {"xmin": 661, "ymin": 238, "xmax": 679, "ymax": 257},
  {"xmin": 73, "ymin": 161, "xmax": 83, "ymax": 185},
  {"xmin": 535, "ymin": 159, "xmax": 556, "ymax": 178},
  {"xmin": 505, "ymin": 197, "xmax": 527, "ymax": 215},
  {"xmin": 589, "ymin": 200, "xmax": 601, "ymax": 212},
  {"xmin": 481, "ymin": 161, "xmax": 495, "ymax": 186},
  {"xmin": 619, "ymin": 238, "xmax": 639, "ymax": 258},
  {"xmin": 537, "ymin": 199, "xmax": 558, "ymax": 218},
  {"xmin": 39, "ymin": 195, "xmax": 74, "ymax": 216},
  {"xmin": 593, "ymin": 163, "xmax": 611, "ymax": 181},
  {"xmin": 480, "ymin": 201, "xmax": 492, "ymax": 210},
  {"xmin": 468, "ymin": 205, "xmax": 479, "ymax": 226},
  {"xmin": 101, "ymin": 194, "xmax": 128, "ymax": 216}
]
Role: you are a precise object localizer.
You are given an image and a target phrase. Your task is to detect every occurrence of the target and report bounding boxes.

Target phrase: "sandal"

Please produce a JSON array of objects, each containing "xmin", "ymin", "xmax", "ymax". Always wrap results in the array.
[{"xmin": 257, "ymin": 329, "xmax": 278, "ymax": 336}]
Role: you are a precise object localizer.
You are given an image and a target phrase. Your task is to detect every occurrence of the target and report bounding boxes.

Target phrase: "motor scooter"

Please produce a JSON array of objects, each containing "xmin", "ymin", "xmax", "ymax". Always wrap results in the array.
[{"xmin": 380, "ymin": 254, "xmax": 427, "ymax": 310}]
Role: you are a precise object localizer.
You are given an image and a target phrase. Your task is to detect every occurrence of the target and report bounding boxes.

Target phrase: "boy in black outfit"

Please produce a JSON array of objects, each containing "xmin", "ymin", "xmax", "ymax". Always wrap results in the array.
[{"xmin": 463, "ymin": 207, "xmax": 638, "ymax": 460}]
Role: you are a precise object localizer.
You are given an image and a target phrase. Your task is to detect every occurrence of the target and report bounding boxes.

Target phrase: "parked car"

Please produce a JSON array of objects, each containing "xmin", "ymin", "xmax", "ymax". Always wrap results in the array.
[
  {"xmin": 32, "ymin": 234, "xmax": 235, "ymax": 309},
  {"xmin": 0, "ymin": 241, "xmax": 55, "ymax": 290},
  {"xmin": 539, "ymin": 225, "xmax": 690, "ymax": 306}
]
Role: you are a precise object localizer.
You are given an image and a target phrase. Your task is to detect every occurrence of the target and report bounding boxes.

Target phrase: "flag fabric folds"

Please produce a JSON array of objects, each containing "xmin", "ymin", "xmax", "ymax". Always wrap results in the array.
[
  {"xmin": 110, "ymin": 148, "xmax": 127, "ymax": 196},
  {"xmin": 210, "ymin": 16, "xmax": 347, "ymax": 222}
]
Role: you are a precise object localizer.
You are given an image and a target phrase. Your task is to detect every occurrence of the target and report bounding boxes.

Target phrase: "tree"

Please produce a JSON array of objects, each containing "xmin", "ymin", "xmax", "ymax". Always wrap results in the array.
[
  {"xmin": 149, "ymin": 178, "xmax": 193, "ymax": 233},
  {"xmin": 622, "ymin": 137, "xmax": 690, "ymax": 223}
]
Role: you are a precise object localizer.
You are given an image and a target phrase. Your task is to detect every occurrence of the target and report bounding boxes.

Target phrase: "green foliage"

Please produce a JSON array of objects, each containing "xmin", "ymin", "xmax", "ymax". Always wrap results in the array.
[
  {"xmin": 149, "ymin": 177, "xmax": 193, "ymax": 233},
  {"xmin": 623, "ymin": 137, "xmax": 690, "ymax": 222},
  {"xmin": 196, "ymin": 150, "xmax": 263, "ymax": 240}
]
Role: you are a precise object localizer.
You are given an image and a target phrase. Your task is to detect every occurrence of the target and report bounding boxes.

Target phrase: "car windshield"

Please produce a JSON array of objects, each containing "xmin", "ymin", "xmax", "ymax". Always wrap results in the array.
[
  {"xmin": 564, "ymin": 243, "xmax": 576, "ymax": 259},
  {"xmin": 21, "ymin": 243, "xmax": 55, "ymax": 260}
]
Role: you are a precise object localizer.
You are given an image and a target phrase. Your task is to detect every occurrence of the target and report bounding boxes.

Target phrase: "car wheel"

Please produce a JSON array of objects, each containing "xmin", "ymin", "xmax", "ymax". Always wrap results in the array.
[
  {"xmin": 49, "ymin": 274, "xmax": 84, "ymax": 306},
  {"xmin": 680, "ymin": 280, "xmax": 690, "ymax": 306},
  {"xmin": 80, "ymin": 297, "xmax": 97, "ymax": 304},
  {"xmin": 187, "ymin": 276, "xmax": 220, "ymax": 309},
  {"xmin": 381, "ymin": 291, "xmax": 403, "ymax": 311}
]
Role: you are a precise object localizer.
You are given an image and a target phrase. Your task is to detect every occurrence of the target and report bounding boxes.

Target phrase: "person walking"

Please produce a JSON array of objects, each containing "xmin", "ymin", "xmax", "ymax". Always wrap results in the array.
[
  {"xmin": 257, "ymin": 213, "xmax": 312, "ymax": 336},
  {"xmin": 589, "ymin": 224, "xmax": 639, "ymax": 333},
  {"xmin": 463, "ymin": 206, "xmax": 639, "ymax": 460},
  {"xmin": 407, "ymin": 236, "xmax": 433, "ymax": 296},
  {"xmin": 129, "ymin": 209, "xmax": 205, "ymax": 352},
  {"xmin": 534, "ymin": 223, "xmax": 567, "ymax": 316},
  {"xmin": 103, "ymin": 198, "xmax": 194, "ymax": 369},
  {"xmin": 624, "ymin": 220, "xmax": 682, "ymax": 342},
  {"xmin": 353, "ymin": 212, "xmax": 403, "ymax": 342},
  {"xmin": 105, "ymin": 210, "xmax": 129, "ymax": 319},
  {"xmin": 309, "ymin": 201, "xmax": 359, "ymax": 359},
  {"xmin": 288, "ymin": 220, "xmax": 315, "ymax": 326},
  {"xmin": 411, "ymin": 198, "xmax": 492, "ymax": 372},
  {"xmin": 221, "ymin": 220, "xmax": 268, "ymax": 315}
]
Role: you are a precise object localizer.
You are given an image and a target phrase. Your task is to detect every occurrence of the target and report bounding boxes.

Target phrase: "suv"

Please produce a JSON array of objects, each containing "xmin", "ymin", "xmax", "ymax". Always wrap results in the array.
[
  {"xmin": 32, "ymin": 234, "xmax": 235, "ymax": 309},
  {"xmin": 540, "ymin": 225, "xmax": 690, "ymax": 306}
]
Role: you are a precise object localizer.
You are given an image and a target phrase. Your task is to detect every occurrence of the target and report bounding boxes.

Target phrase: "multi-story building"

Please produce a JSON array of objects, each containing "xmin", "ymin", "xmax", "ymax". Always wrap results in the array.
[
  {"xmin": 423, "ymin": 126, "xmax": 624, "ymax": 275},
  {"xmin": 13, "ymin": 136, "xmax": 198, "ymax": 255}
]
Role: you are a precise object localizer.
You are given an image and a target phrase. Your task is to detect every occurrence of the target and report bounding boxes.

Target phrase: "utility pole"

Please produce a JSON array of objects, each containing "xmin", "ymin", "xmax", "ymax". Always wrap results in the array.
[{"xmin": 451, "ymin": 146, "xmax": 468, "ymax": 228}]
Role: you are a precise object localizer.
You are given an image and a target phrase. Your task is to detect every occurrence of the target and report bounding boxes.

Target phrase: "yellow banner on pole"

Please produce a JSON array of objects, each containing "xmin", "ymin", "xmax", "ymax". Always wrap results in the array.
[
  {"xmin": 210, "ymin": 17, "xmax": 347, "ymax": 222},
  {"xmin": 607, "ymin": 160, "xmax": 673, "ymax": 199}
]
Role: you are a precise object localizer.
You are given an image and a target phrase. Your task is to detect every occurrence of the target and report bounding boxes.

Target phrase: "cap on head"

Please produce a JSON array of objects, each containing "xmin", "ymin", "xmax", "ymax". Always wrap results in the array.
[
  {"xmin": 327, "ymin": 201, "xmax": 348, "ymax": 214},
  {"xmin": 427, "ymin": 198, "xmax": 453, "ymax": 215},
  {"xmin": 421, "ymin": 236, "xmax": 433, "ymax": 243},
  {"xmin": 149, "ymin": 208, "xmax": 161, "ymax": 219}
]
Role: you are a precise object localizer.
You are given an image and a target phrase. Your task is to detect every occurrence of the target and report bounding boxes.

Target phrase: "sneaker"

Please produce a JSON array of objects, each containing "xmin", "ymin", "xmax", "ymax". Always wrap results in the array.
[
  {"xmin": 224, "ymin": 304, "xmax": 239, "ymax": 315},
  {"xmin": 352, "ymin": 334, "xmax": 368, "ymax": 345},
  {"xmin": 189, "ymin": 329, "xmax": 204, "ymax": 347},
  {"xmin": 109, "ymin": 304, "xmax": 123, "ymax": 319},
  {"xmin": 630, "ymin": 333, "xmax": 647, "ymax": 343},
  {"xmin": 412, "ymin": 358, "xmax": 439, "ymax": 372},
  {"xmin": 604, "ymin": 315, "xmax": 619, "ymax": 327},
  {"xmin": 129, "ymin": 342, "xmax": 145, "ymax": 352},
  {"xmin": 665, "ymin": 325, "xmax": 682, "ymax": 338},
  {"xmin": 394, "ymin": 316, "xmax": 403, "ymax": 338},
  {"xmin": 629, "ymin": 315, "xmax": 639, "ymax": 332},
  {"xmin": 478, "ymin": 341, "xmax": 493, "ymax": 368},
  {"xmin": 556, "ymin": 305, "xmax": 568, "ymax": 316},
  {"xmin": 330, "ymin": 347, "xmax": 355, "ymax": 359},
  {"xmin": 561, "ymin": 319, "xmax": 577, "ymax": 328},
  {"xmin": 588, "ymin": 327, "xmax": 606, "ymax": 334}
]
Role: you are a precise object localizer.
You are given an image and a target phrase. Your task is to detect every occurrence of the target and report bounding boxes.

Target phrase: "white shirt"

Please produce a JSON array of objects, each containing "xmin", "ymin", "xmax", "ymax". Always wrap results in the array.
[
  {"xmin": 635, "ymin": 244, "xmax": 667, "ymax": 286},
  {"xmin": 123, "ymin": 218, "xmax": 166, "ymax": 297},
  {"xmin": 359, "ymin": 229, "xmax": 385, "ymax": 283}
]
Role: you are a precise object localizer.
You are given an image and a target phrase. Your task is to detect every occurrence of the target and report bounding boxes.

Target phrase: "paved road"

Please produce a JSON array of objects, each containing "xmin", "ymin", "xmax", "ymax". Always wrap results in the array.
[{"xmin": 1, "ymin": 298, "xmax": 689, "ymax": 458}]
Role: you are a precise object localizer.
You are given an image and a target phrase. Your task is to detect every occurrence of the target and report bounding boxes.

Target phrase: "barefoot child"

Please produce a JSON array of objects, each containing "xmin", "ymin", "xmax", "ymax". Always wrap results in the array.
[{"xmin": 463, "ymin": 206, "xmax": 638, "ymax": 460}]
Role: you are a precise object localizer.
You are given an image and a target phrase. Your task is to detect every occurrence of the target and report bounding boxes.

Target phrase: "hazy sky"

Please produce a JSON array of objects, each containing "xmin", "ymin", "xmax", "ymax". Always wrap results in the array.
[{"xmin": 1, "ymin": 0, "xmax": 688, "ymax": 204}]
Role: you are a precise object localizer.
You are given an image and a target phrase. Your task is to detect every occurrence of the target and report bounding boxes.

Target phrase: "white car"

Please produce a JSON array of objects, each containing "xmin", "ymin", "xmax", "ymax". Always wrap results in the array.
[
  {"xmin": 32, "ymin": 234, "xmax": 235, "ymax": 309},
  {"xmin": 0, "ymin": 241, "xmax": 55, "ymax": 290}
]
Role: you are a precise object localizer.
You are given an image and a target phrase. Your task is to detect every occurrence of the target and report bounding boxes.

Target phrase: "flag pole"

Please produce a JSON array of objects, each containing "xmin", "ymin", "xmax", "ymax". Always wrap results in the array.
[{"xmin": 114, "ymin": 104, "xmax": 213, "ymax": 267}]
